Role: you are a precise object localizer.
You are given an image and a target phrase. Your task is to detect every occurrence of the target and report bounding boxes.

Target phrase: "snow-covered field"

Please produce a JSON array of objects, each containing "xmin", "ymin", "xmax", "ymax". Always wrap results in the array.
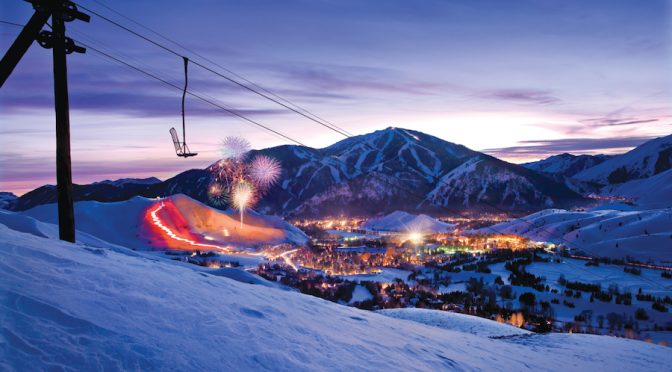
[
  {"xmin": 601, "ymin": 169, "xmax": 672, "ymax": 209},
  {"xmin": 2, "ymin": 217, "xmax": 671, "ymax": 370},
  {"xmin": 480, "ymin": 208, "xmax": 672, "ymax": 263},
  {"xmin": 339, "ymin": 267, "xmax": 414, "ymax": 283},
  {"xmin": 525, "ymin": 258, "xmax": 672, "ymax": 296}
]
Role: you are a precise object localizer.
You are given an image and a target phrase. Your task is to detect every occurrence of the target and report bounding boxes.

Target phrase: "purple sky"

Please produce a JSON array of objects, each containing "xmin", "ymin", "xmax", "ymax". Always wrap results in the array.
[{"xmin": 1, "ymin": 0, "xmax": 671, "ymax": 195}]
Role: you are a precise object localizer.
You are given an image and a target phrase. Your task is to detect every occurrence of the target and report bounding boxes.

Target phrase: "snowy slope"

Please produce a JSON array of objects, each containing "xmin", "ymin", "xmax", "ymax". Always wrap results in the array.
[
  {"xmin": 426, "ymin": 157, "xmax": 581, "ymax": 210},
  {"xmin": 21, "ymin": 194, "xmax": 307, "ymax": 250},
  {"xmin": 601, "ymin": 168, "xmax": 672, "ymax": 209},
  {"xmin": 479, "ymin": 208, "xmax": 672, "ymax": 263},
  {"xmin": 1, "ymin": 224, "xmax": 670, "ymax": 371},
  {"xmin": 0, "ymin": 192, "xmax": 17, "ymax": 209},
  {"xmin": 363, "ymin": 210, "xmax": 455, "ymax": 233},
  {"xmin": 524, "ymin": 153, "xmax": 611, "ymax": 178},
  {"xmin": 0, "ymin": 209, "xmax": 145, "ymax": 254},
  {"xmin": 378, "ymin": 308, "xmax": 530, "ymax": 337},
  {"xmin": 574, "ymin": 134, "xmax": 672, "ymax": 185}
]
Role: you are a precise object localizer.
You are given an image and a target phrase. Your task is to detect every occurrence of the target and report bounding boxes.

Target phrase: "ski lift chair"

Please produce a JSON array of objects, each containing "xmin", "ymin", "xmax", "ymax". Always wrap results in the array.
[{"xmin": 169, "ymin": 56, "xmax": 197, "ymax": 158}]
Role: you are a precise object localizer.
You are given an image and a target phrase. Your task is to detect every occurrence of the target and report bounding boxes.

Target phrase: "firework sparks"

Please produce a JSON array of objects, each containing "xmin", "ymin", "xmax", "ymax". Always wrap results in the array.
[
  {"xmin": 207, "ymin": 182, "xmax": 229, "ymax": 206},
  {"xmin": 220, "ymin": 136, "xmax": 250, "ymax": 160},
  {"xmin": 211, "ymin": 158, "xmax": 245, "ymax": 185},
  {"xmin": 249, "ymin": 155, "xmax": 282, "ymax": 190},
  {"xmin": 232, "ymin": 180, "xmax": 256, "ymax": 228},
  {"xmin": 208, "ymin": 137, "xmax": 282, "ymax": 227}
]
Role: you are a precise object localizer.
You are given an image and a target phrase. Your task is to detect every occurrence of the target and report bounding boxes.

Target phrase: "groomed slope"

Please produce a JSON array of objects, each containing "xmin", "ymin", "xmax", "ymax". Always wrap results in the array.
[
  {"xmin": 21, "ymin": 194, "xmax": 307, "ymax": 250},
  {"xmin": 1, "ymin": 223, "xmax": 670, "ymax": 371}
]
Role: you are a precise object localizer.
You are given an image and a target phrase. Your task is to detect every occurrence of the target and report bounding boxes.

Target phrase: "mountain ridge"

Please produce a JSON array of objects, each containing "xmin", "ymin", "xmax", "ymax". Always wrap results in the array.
[{"xmin": 5, "ymin": 127, "xmax": 585, "ymax": 216}]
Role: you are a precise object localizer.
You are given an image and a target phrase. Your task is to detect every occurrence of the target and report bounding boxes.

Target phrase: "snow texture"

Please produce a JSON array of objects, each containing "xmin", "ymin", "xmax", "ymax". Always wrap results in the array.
[
  {"xmin": 479, "ymin": 208, "xmax": 672, "ymax": 263},
  {"xmin": 1, "ymin": 221, "xmax": 671, "ymax": 371}
]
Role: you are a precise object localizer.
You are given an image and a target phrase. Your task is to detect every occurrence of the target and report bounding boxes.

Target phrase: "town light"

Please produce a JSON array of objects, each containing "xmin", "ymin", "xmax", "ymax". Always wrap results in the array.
[{"xmin": 407, "ymin": 231, "xmax": 423, "ymax": 243}]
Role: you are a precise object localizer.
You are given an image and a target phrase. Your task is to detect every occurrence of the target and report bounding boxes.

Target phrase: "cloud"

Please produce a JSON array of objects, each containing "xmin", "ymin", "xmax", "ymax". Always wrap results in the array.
[
  {"xmin": 484, "ymin": 136, "xmax": 656, "ymax": 158},
  {"xmin": 477, "ymin": 89, "xmax": 560, "ymax": 104},
  {"xmin": 579, "ymin": 117, "xmax": 659, "ymax": 127},
  {"xmin": 268, "ymin": 63, "xmax": 446, "ymax": 96},
  {"xmin": 1, "ymin": 90, "xmax": 288, "ymax": 119}
]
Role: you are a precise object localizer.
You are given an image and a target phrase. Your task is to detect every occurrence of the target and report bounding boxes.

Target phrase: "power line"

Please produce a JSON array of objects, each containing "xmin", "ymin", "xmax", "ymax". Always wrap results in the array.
[
  {"xmin": 76, "ymin": 40, "xmax": 307, "ymax": 147},
  {"xmin": 0, "ymin": 20, "xmax": 25, "ymax": 28},
  {"xmin": 85, "ymin": 0, "xmax": 355, "ymax": 138},
  {"xmin": 74, "ymin": 1, "xmax": 354, "ymax": 138}
]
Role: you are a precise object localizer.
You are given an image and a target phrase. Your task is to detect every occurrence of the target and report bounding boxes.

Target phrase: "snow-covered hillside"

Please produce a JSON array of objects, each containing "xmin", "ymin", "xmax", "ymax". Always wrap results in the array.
[
  {"xmin": 524, "ymin": 153, "xmax": 612, "ymax": 178},
  {"xmin": 21, "ymin": 194, "xmax": 307, "ymax": 250},
  {"xmin": 1, "ymin": 222, "xmax": 670, "ymax": 371},
  {"xmin": 0, "ymin": 192, "xmax": 17, "ymax": 209},
  {"xmin": 479, "ymin": 208, "xmax": 672, "ymax": 263},
  {"xmin": 601, "ymin": 169, "xmax": 672, "ymax": 209},
  {"xmin": 426, "ymin": 157, "xmax": 579, "ymax": 209},
  {"xmin": 378, "ymin": 308, "xmax": 530, "ymax": 337},
  {"xmin": 363, "ymin": 210, "xmax": 455, "ymax": 233},
  {"xmin": 574, "ymin": 134, "xmax": 672, "ymax": 185}
]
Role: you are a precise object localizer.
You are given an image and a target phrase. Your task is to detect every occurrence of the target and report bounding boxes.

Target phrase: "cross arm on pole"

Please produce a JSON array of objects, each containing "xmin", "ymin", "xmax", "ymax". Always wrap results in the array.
[{"xmin": 0, "ymin": 10, "xmax": 50, "ymax": 88}]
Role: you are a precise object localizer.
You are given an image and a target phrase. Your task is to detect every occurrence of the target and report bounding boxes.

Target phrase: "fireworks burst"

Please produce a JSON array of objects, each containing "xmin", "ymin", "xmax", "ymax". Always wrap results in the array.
[
  {"xmin": 212, "ymin": 159, "xmax": 246, "ymax": 185},
  {"xmin": 208, "ymin": 137, "xmax": 282, "ymax": 228},
  {"xmin": 249, "ymin": 155, "xmax": 282, "ymax": 190},
  {"xmin": 220, "ymin": 136, "xmax": 250, "ymax": 160},
  {"xmin": 232, "ymin": 180, "xmax": 256, "ymax": 228},
  {"xmin": 207, "ymin": 182, "xmax": 229, "ymax": 206}
]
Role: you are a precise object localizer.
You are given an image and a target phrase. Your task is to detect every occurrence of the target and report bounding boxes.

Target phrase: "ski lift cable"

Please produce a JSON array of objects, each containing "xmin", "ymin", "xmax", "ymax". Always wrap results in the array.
[
  {"xmin": 64, "ymin": 25, "xmax": 291, "ymax": 147},
  {"xmin": 85, "ymin": 0, "xmax": 355, "ymax": 138},
  {"xmin": 75, "ymin": 40, "xmax": 308, "ymax": 147},
  {"xmin": 74, "ymin": 1, "xmax": 354, "ymax": 138}
]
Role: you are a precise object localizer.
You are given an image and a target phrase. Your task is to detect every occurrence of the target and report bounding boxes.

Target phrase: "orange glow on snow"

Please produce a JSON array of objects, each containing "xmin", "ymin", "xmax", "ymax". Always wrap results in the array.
[
  {"xmin": 142, "ymin": 195, "xmax": 289, "ymax": 251},
  {"xmin": 148, "ymin": 202, "xmax": 232, "ymax": 252}
]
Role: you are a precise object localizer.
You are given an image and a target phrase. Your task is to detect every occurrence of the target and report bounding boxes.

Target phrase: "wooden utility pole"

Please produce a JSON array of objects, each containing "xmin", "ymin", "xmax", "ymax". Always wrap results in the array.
[{"xmin": 0, "ymin": 0, "xmax": 89, "ymax": 242}]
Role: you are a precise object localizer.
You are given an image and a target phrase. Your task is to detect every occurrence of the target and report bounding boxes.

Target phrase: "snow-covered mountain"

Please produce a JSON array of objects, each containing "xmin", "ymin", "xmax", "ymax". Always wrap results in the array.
[
  {"xmin": 1, "ymin": 219, "xmax": 670, "ymax": 370},
  {"xmin": 93, "ymin": 177, "xmax": 162, "ymax": 187},
  {"xmin": 8, "ymin": 127, "xmax": 584, "ymax": 216},
  {"xmin": 478, "ymin": 208, "xmax": 672, "ymax": 263},
  {"xmin": 267, "ymin": 127, "xmax": 583, "ymax": 215},
  {"xmin": 524, "ymin": 153, "xmax": 612, "ymax": 179},
  {"xmin": 601, "ymin": 169, "xmax": 672, "ymax": 209},
  {"xmin": 0, "ymin": 191, "xmax": 17, "ymax": 209},
  {"xmin": 574, "ymin": 134, "xmax": 672, "ymax": 185},
  {"xmin": 426, "ymin": 156, "xmax": 579, "ymax": 209},
  {"xmin": 363, "ymin": 210, "xmax": 456, "ymax": 233}
]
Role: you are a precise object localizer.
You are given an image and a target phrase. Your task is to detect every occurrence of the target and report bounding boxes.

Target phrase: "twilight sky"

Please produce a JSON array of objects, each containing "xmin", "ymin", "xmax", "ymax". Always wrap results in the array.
[{"xmin": 1, "ymin": 0, "xmax": 671, "ymax": 195}]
